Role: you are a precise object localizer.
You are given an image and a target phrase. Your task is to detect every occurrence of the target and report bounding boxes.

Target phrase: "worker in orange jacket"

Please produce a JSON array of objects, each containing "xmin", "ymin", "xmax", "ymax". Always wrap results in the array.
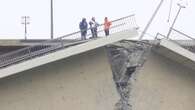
[{"xmin": 104, "ymin": 17, "xmax": 112, "ymax": 36}]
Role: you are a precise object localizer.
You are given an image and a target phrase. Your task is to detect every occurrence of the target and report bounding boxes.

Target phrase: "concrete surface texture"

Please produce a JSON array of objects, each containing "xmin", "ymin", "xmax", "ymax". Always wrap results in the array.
[
  {"xmin": 106, "ymin": 41, "xmax": 151, "ymax": 110},
  {"xmin": 0, "ymin": 48, "xmax": 119, "ymax": 110},
  {"xmin": 131, "ymin": 52, "xmax": 195, "ymax": 110}
]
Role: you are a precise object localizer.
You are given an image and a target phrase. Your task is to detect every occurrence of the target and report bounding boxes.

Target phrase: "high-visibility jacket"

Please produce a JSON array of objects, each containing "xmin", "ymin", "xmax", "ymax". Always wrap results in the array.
[{"xmin": 104, "ymin": 20, "xmax": 112, "ymax": 30}]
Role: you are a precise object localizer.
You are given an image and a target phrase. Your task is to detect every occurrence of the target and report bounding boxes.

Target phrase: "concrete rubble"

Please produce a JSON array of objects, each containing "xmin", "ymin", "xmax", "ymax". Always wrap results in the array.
[{"xmin": 106, "ymin": 40, "xmax": 151, "ymax": 110}]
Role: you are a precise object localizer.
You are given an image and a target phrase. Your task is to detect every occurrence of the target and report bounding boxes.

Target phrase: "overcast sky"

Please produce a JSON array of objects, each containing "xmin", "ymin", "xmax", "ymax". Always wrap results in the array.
[{"xmin": 0, "ymin": 0, "xmax": 193, "ymax": 39}]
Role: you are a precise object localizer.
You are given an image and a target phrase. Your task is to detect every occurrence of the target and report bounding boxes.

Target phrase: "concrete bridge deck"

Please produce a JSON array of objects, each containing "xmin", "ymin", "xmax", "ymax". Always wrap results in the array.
[
  {"xmin": 0, "ymin": 29, "xmax": 138, "ymax": 79},
  {"xmin": 153, "ymin": 39, "xmax": 195, "ymax": 71}
]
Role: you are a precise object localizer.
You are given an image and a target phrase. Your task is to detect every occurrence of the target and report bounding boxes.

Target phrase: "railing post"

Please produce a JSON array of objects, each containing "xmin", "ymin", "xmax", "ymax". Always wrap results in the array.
[
  {"xmin": 60, "ymin": 38, "xmax": 64, "ymax": 47},
  {"xmin": 28, "ymin": 48, "xmax": 32, "ymax": 58},
  {"xmin": 155, "ymin": 33, "xmax": 160, "ymax": 40}
]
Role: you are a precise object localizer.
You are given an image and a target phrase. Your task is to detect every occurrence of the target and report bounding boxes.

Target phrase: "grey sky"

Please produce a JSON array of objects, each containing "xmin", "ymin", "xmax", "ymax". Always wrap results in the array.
[{"xmin": 0, "ymin": 0, "xmax": 193, "ymax": 39}]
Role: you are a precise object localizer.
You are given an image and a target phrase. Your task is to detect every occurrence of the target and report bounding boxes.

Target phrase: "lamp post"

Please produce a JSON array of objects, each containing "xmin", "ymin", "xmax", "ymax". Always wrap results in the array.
[
  {"xmin": 51, "ymin": 0, "xmax": 54, "ymax": 39},
  {"xmin": 167, "ymin": 2, "xmax": 186, "ymax": 38},
  {"xmin": 139, "ymin": 0, "xmax": 164, "ymax": 40},
  {"xmin": 21, "ymin": 16, "xmax": 30, "ymax": 40}
]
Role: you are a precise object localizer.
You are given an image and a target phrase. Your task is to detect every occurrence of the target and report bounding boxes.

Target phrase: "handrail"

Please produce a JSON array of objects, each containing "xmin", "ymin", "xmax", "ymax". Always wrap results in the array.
[
  {"xmin": 0, "ymin": 14, "xmax": 137, "ymax": 68},
  {"xmin": 155, "ymin": 32, "xmax": 167, "ymax": 39},
  {"xmin": 0, "ymin": 14, "xmax": 136, "ymax": 59},
  {"xmin": 57, "ymin": 14, "xmax": 135, "ymax": 40},
  {"xmin": 171, "ymin": 28, "xmax": 195, "ymax": 41},
  {"xmin": 155, "ymin": 30, "xmax": 195, "ymax": 53}
]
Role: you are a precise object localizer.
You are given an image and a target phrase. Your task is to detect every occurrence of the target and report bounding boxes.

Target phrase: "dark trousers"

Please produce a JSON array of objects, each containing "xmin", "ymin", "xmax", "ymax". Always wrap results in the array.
[
  {"xmin": 91, "ymin": 28, "xmax": 98, "ymax": 38},
  {"xmin": 104, "ymin": 29, "xmax": 109, "ymax": 36},
  {"xmin": 81, "ymin": 31, "xmax": 87, "ymax": 40}
]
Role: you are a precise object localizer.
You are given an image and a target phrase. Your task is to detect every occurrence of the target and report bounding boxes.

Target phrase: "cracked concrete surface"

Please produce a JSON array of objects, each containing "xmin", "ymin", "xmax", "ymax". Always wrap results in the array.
[
  {"xmin": 106, "ymin": 40, "xmax": 195, "ymax": 110},
  {"xmin": 106, "ymin": 41, "xmax": 151, "ymax": 110},
  {"xmin": 0, "ymin": 40, "xmax": 195, "ymax": 110}
]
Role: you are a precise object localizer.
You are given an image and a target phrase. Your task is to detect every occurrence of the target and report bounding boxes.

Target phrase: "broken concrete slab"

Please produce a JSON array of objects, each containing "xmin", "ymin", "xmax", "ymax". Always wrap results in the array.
[{"xmin": 106, "ymin": 41, "xmax": 151, "ymax": 110}]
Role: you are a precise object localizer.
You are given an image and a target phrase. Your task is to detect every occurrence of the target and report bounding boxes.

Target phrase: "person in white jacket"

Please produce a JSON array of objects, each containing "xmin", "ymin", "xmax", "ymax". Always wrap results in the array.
[{"xmin": 89, "ymin": 17, "xmax": 99, "ymax": 38}]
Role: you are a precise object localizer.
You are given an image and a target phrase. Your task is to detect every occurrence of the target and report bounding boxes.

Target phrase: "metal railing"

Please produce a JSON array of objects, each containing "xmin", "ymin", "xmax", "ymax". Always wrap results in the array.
[
  {"xmin": 0, "ymin": 14, "xmax": 137, "ymax": 68},
  {"xmin": 155, "ymin": 28, "xmax": 195, "ymax": 53},
  {"xmin": 170, "ymin": 28, "xmax": 195, "ymax": 52}
]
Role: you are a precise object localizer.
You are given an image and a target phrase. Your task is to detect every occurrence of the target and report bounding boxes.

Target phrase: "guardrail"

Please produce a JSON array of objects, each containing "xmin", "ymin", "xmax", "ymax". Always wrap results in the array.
[
  {"xmin": 0, "ymin": 14, "xmax": 137, "ymax": 68},
  {"xmin": 155, "ymin": 28, "xmax": 195, "ymax": 53}
]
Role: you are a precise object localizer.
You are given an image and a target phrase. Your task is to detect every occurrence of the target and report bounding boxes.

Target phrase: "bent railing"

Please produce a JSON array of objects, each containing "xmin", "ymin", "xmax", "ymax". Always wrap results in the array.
[
  {"xmin": 169, "ymin": 28, "xmax": 195, "ymax": 53},
  {"xmin": 155, "ymin": 28, "xmax": 195, "ymax": 53},
  {"xmin": 0, "ymin": 14, "xmax": 138, "ymax": 68}
]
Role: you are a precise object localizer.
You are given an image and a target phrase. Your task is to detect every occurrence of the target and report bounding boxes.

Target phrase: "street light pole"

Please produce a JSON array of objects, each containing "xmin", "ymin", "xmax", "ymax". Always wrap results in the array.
[
  {"xmin": 21, "ymin": 16, "xmax": 30, "ymax": 40},
  {"xmin": 167, "ymin": 3, "xmax": 186, "ymax": 38},
  {"xmin": 139, "ymin": 0, "xmax": 164, "ymax": 40},
  {"xmin": 51, "ymin": 0, "xmax": 54, "ymax": 39}
]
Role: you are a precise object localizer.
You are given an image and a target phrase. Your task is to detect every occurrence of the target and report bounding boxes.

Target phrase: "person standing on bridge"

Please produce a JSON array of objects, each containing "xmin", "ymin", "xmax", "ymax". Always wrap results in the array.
[
  {"xmin": 79, "ymin": 18, "xmax": 88, "ymax": 40},
  {"xmin": 104, "ymin": 17, "xmax": 112, "ymax": 36},
  {"xmin": 89, "ymin": 17, "xmax": 99, "ymax": 38}
]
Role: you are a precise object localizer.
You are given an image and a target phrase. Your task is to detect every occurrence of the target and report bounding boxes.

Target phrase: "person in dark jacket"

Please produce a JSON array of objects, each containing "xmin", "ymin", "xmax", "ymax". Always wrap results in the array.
[
  {"xmin": 89, "ymin": 17, "xmax": 99, "ymax": 38},
  {"xmin": 79, "ymin": 18, "xmax": 88, "ymax": 40}
]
